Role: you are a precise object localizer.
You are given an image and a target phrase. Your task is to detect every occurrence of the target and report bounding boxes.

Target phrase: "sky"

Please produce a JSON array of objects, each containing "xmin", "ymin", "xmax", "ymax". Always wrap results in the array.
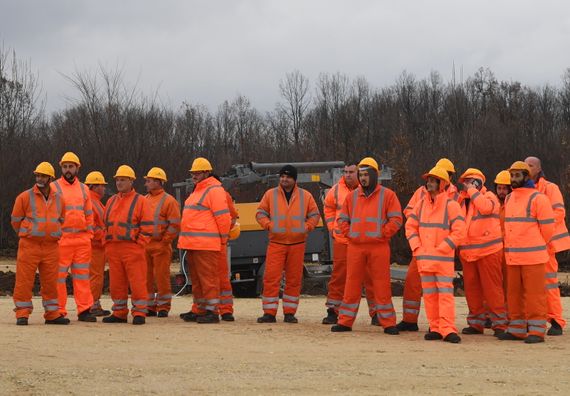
[{"xmin": 2, "ymin": 0, "xmax": 570, "ymax": 113}]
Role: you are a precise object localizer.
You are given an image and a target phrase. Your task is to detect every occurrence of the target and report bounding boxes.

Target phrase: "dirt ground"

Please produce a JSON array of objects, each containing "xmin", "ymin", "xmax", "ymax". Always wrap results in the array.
[{"xmin": 1, "ymin": 296, "xmax": 569, "ymax": 395}]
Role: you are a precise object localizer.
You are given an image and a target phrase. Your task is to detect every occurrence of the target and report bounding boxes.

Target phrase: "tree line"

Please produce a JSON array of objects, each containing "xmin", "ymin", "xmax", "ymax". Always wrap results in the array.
[{"xmin": 2, "ymin": 47, "xmax": 570, "ymax": 262}]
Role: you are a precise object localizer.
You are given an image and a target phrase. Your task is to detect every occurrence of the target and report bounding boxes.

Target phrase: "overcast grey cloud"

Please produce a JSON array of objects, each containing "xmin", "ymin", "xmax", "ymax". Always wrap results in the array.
[{"xmin": 2, "ymin": 0, "xmax": 570, "ymax": 113}]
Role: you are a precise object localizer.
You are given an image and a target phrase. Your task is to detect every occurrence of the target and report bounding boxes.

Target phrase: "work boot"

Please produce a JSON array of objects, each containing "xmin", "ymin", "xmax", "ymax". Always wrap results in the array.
[
  {"xmin": 524, "ymin": 335, "xmax": 545, "ymax": 344},
  {"xmin": 132, "ymin": 316, "xmax": 146, "ymax": 325},
  {"xmin": 197, "ymin": 311, "xmax": 220, "ymax": 324},
  {"xmin": 493, "ymin": 328, "xmax": 505, "ymax": 337},
  {"xmin": 16, "ymin": 317, "xmax": 28, "ymax": 326},
  {"xmin": 102, "ymin": 315, "xmax": 128, "ymax": 324},
  {"xmin": 45, "ymin": 315, "xmax": 70, "ymax": 325},
  {"xmin": 461, "ymin": 326, "xmax": 483, "ymax": 335},
  {"xmin": 371, "ymin": 315, "xmax": 379, "ymax": 326},
  {"xmin": 547, "ymin": 320, "xmax": 563, "ymax": 336},
  {"xmin": 221, "ymin": 313, "xmax": 235, "ymax": 322},
  {"xmin": 157, "ymin": 311, "xmax": 168, "ymax": 318},
  {"xmin": 77, "ymin": 310, "xmax": 97, "ymax": 322},
  {"xmin": 147, "ymin": 310, "xmax": 158, "ymax": 317},
  {"xmin": 257, "ymin": 314, "xmax": 276, "ymax": 323},
  {"xmin": 424, "ymin": 331, "xmax": 443, "ymax": 340},
  {"xmin": 444, "ymin": 333, "xmax": 462, "ymax": 343},
  {"xmin": 384, "ymin": 326, "xmax": 399, "ymax": 335},
  {"xmin": 497, "ymin": 332, "xmax": 523, "ymax": 341},
  {"xmin": 484, "ymin": 318, "xmax": 492, "ymax": 329},
  {"xmin": 181, "ymin": 311, "xmax": 198, "ymax": 322},
  {"xmin": 396, "ymin": 320, "xmax": 419, "ymax": 332},
  {"xmin": 90, "ymin": 308, "xmax": 111, "ymax": 317},
  {"xmin": 331, "ymin": 324, "xmax": 352, "ymax": 332},
  {"xmin": 321, "ymin": 308, "xmax": 338, "ymax": 325},
  {"xmin": 284, "ymin": 314, "xmax": 298, "ymax": 323}
]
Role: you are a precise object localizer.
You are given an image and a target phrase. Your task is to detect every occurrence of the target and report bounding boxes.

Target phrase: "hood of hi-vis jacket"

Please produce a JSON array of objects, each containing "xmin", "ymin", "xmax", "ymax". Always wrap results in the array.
[
  {"xmin": 458, "ymin": 186, "xmax": 503, "ymax": 262},
  {"xmin": 405, "ymin": 191, "xmax": 466, "ymax": 272},
  {"xmin": 256, "ymin": 185, "xmax": 320, "ymax": 245},
  {"xmin": 178, "ymin": 176, "xmax": 231, "ymax": 251}
]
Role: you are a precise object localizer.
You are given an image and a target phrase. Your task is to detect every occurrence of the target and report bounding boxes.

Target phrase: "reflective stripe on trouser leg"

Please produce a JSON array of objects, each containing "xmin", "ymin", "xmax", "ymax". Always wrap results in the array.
[
  {"xmin": 282, "ymin": 243, "xmax": 305, "ymax": 315},
  {"xmin": 145, "ymin": 246, "xmax": 157, "ymax": 312},
  {"xmin": 65, "ymin": 241, "xmax": 94, "ymax": 315},
  {"xmin": 337, "ymin": 244, "xmax": 367, "ymax": 328},
  {"xmin": 123, "ymin": 243, "xmax": 148, "ymax": 317},
  {"xmin": 218, "ymin": 244, "xmax": 234, "ymax": 315},
  {"xmin": 105, "ymin": 243, "xmax": 130, "ymax": 319},
  {"xmin": 402, "ymin": 257, "xmax": 422, "ymax": 323},
  {"xmin": 261, "ymin": 242, "xmax": 288, "ymax": 315},
  {"xmin": 151, "ymin": 242, "xmax": 173, "ymax": 312},
  {"xmin": 545, "ymin": 252, "xmax": 566, "ymax": 328},
  {"xmin": 368, "ymin": 243, "xmax": 396, "ymax": 328},
  {"xmin": 13, "ymin": 239, "xmax": 41, "ymax": 318},
  {"xmin": 477, "ymin": 250, "xmax": 507, "ymax": 330},
  {"xmin": 326, "ymin": 241, "xmax": 347, "ymax": 312},
  {"xmin": 523, "ymin": 263, "xmax": 548, "ymax": 338},
  {"xmin": 190, "ymin": 250, "xmax": 220, "ymax": 314},
  {"xmin": 57, "ymin": 243, "xmax": 73, "ymax": 316},
  {"xmin": 89, "ymin": 246, "xmax": 106, "ymax": 308},
  {"xmin": 421, "ymin": 269, "xmax": 457, "ymax": 337},
  {"xmin": 37, "ymin": 242, "xmax": 62, "ymax": 320}
]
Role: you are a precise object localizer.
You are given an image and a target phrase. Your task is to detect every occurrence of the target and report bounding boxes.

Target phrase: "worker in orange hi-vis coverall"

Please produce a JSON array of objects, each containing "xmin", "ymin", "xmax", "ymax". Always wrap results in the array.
[
  {"xmin": 331, "ymin": 157, "xmax": 402, "ymax": 334},
  {"xmin": 498, "ymin": 161, "xmax": 555, "ymax": 344},
  {"xmin": 321, "ymin": 161, "xmax": 379, "ymax": 326},
  {"xmin": 102, "ymin": 165, "xmax": 154, "ymax": 325},
  {"xmin": 52, "ymin": 152, "xmax": 96, "ymax": 322},
  {"xmin": 456, "ymin": 168, "xmax": 507, "ymax": 337},
  {"xmin": 143, "ymin": 167, "xmax": 180, "ymax": 318},
  {"xmin": 405, "ymin": 166, "xmax": 466, "ymax": 343},
  {"xmin": 11, "ymin": 162, "xmax": 70, "ymax": 326},
  {"xmin": 84, "ymin": 171, "xmax": 111, "ymax": 317},
  {"xmin": 397, "ymin": 158, "xmax": 462, "ymax": 332},
  {"xmin": 525, "ymin": 156, "xmax": 569, "ymax": 336},
  {"xmin": 178, "ymin": 157, "xmax": 232, "ymax": 324},
  {"xmin": 256, "ymin": 165, "xmax": 320, "ymax": 324}
]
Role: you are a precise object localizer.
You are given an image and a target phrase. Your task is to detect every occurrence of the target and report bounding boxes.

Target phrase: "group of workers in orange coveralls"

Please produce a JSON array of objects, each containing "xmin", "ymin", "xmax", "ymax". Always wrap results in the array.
[{"xmin": 10, "ymin": 152, "xmax": 567, "ymax": 344}]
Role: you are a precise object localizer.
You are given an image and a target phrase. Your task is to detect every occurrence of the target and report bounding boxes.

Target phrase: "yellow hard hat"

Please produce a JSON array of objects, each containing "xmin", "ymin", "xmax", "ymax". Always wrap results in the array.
[
  {"xmin": 59, "ymin": 152, "xmax": 81, "ymax": 166},
  {"xmin": 114, "ymin": 165, "xmax": 136, "ymax": 179},
  {"xmin": 145, "ymin": 167, "xmax": 167, "ymax": 182},
  {"xmin": 422, "ymin": 166, "xmax": 450, "ymax": 183},
  {"xmin": 459, "ymin": 168, "xmax": 486, "ymax": 183},
  {"xmin": 190, "ymin": 157, "xmax": 213, "ymax": 172},
  {"xmin": 494, "ymin": 170, "xmax": 511, "ymax": 185},
  {"xmin": 435, "ymin": 158, "xmax": 455, "ymax": 174},
  {"xmin": 358, "ymin": 157, "xmax": 379, "ymax": 172},
  {"xmin": 34, "ymin": 162, "xmax": 56, "ymax": 178},
  {"xmin": 508, "ymin": 161, "xmax": 531, "ymax": 174},
  {"xmin": 229, "ymin": 223, "xmax": 241, "ymax": 240},
  {"xmin": 84, "ymin": 171, "xmax": 108, "ymax": 185}
]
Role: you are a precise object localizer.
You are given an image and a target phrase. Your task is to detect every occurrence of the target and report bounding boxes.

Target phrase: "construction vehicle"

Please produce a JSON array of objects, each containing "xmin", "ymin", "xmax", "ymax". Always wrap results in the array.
[{"xmin": 173, "ymin": 161, "xmax": 393, "ymax": 296}]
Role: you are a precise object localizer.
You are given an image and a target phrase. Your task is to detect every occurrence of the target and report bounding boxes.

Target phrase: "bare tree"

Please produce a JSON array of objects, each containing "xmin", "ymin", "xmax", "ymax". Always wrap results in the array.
[{"xmin": 278, "ymin": 70, "xmax": 310, "ymax": 150}]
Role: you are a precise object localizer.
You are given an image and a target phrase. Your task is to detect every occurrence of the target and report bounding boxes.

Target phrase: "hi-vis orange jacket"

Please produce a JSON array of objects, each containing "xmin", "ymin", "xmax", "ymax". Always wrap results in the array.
[
  {"xmin": 103, "ymin": 189, "xmax": 154, "ymax": 247},
  {"xmin": 323, "ymin": 177, "xmax": 356, "ymax": 244},
  {"xmin": 178, "ymin": 177, "xmax": 231, "ymax": 251},
  {"xmin": 51, "ymin": 177, "xmax": 94, "ymax": 243},
  {"xmin": 337, "ymin": 185, "xmax": 403, "ymax": 244},
  {"xmin": 405, "ymin": 191, "xmax": 466, "ymax": 272},
  {"xmin": 226, "ymin": 191, "xmax": 239, "ymax": 225},
  {"xmin": 144, "ymin": 188, "xmax": 181, "ymax": 243},
  {"xmin": 458, "ymin": 186, "xmax": 503, "ymax": 262},
  {"xmin": 403, "ymin": 183, "xmax": 460, "ymax": 218},
  {"xmin": 89, "ymin": 190, "xmax": 105, "ymax": 247},
  {"xmin": 11, "ymin": 185, "xmax": 66, "ymax": 242},
  {"xmin": 256, "ymin": 185, "xmax": 320, "ymax": 245},
  {"xmin": 536, "ymin": 177, "xmax": 570, "ymax": 252},
  {"xmin": 504, "ymin": 187, "xmax": 555, "ymax": 265}
]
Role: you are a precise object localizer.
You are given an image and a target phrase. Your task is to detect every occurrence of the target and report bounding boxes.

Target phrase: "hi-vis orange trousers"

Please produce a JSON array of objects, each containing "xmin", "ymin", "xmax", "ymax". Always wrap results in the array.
[
  {"xmin": 402, "ymin": 257, "xmax": 422, "ymax": 323},
  {"xmin": 186, "ymin": 250, "xmax": 220, "ymax": 314},
  {"xmin": 326, "ymin": 240, "xmax": 376, "ymax": 317},
  {"xmin": 420, "ymin": 265, "xmax": 457, "ymax": 337},
  {"xmin": 89, "ymin": 245, "xmax": 106, "ymax": 311},
  {"xmin": 58, "ymin": 239, "xmax": 94, "ymax": 316},
  {"xmin": 190, "ymin": 245, "xmax": 234, "ymax": 315},
  {"xmin": 462, "ymin": 250, "xmax": 507, "ymax": 331},
  {"xmin": 13, "ymin": 238, "xmax": 61, "ymax": 320},
  {"xmin": 105, "ymin": 242, "xmax": 148, "ymax": 318},
  {"xmin": 506, "ymin": 263, "xmax": 547, "ymax": 339},
  {"xmin": 546, "ymin": 251, "xmax": 566, "ymax": 327},
  {"xmin": 146, "ymin": 241, "xmax": 173, "ymax": 314},
  {"xmin": 261, "ymin": 242, "xmax": 305, "ymax": 316},
  {"xmin": 338, "ymin": 242, "xmax": 396, "ymax": 328}
]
